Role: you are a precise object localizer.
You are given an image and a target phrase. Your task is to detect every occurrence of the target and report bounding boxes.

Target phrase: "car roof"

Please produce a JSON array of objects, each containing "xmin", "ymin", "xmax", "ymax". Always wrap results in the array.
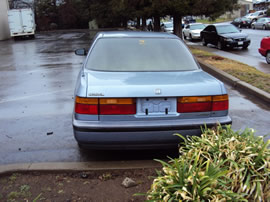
[
  {"xmin": 212, "ymin": 23, "xmax": 232, "ymax": 27},
  {"xmin": 96, "ymin": 31, "xmax": 178, "ymax": 39}
]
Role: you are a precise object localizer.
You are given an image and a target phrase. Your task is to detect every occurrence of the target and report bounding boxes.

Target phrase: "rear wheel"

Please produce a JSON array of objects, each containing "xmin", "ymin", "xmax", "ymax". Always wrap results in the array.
[
  {"xmin": 202, "ymin": 37, "xmax": 207, "ymax": 46},
  {"xmin": 189, "ymin": 34, "xmax": 193, "ymax": 41},
  {"xmin": 266, "ymin": 52, "xmax": 270, "ymax": 64},
  {"xmin": 183, "ymin": 33, "xmax": 186, "ymax": 40}
]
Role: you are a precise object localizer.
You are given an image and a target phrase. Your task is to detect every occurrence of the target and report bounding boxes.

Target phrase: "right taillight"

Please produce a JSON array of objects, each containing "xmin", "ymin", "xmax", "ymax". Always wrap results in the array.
[
  {"xmin": 177, "ymin": 94, "xmax": 228, "ymax": 113},
  {"xmin": 212, "ymin": 94, "xmax": 229, "ymax": 111}
]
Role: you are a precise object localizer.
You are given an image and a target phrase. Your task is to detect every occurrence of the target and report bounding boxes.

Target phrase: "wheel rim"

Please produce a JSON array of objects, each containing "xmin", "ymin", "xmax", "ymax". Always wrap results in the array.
[
  {"xmin": 267, "ymin": 53, "xmax": 270, "ymax": 63},
  {"xmin": 218, "ymin": 42, "xmax": 222, "ymax": 49}
]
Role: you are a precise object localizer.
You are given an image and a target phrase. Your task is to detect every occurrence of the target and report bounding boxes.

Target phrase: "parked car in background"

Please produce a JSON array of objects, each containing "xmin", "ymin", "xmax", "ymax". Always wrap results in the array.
[
  {"xmin": 183, "ymin": 16, "xmax": 196, "ymax": 24},
  {"xmin": 183, "ymin": 23, "xmax": 206, "ymax": 40},
  {"xmin": 251, "ymin": 17, "xmax": 270, "ymax": 30},
  {"xmin": 200, "ymin": 24, "xmax": 250, "ymax": 50},
  {"xmin": 73, "ymin": 31, "xmax": 231, "ymax": 149},
  {"xmin": 258, "ymin": 36, "xmax": 270, "ymax": 64},
  {"xmin": 231, "ymin": 17, "xmax": 252, "ymax": 28},
  {"xmin": 247, "ymin": 10, "xmax": 267, "ymax": 22},
  {"xmin": 161, "ymin": 21, "xmax": 173, "ymax": 33}
]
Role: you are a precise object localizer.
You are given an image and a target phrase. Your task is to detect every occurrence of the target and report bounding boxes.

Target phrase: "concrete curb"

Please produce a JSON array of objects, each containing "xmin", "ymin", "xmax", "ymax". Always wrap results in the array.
[
  {"xmin": 198, "ymin": 59, "xmax": 270, "ymax": 105},
  {"xmin": 0, "ymin": 160, "xmax": 161, "ymax": 176}
]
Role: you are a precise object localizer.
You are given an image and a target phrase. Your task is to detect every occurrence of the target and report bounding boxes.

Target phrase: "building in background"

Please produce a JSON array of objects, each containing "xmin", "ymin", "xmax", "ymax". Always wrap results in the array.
[
  {"xmin": 220, "ymin": 0, "xmax": 253, "ymax": 19},
  {"xmin": 0, "ymin": 0, "xmax": 10, "ymax": 40}
]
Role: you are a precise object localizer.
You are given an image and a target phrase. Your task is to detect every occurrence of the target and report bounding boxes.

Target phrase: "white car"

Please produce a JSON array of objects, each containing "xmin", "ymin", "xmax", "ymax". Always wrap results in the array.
[
  {"xmin": 161, "ymin": 21, "xmax": 173, "ymax": 33},
  {"xmin": 183, "ymin": 23, "xmax": 206, "ymax": 40},
  {"xmin": 247, "ymin": 10, "xmax": 267, "ymax": 22}
]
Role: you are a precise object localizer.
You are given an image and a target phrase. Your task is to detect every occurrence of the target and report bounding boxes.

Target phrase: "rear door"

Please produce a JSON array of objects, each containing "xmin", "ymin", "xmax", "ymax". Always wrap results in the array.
[
  {"xmin": 8, "ymin": 10, "xmax": 23, "ymax": 35},
  {"xmin": 21, "ymin": 9, "xmax": 35, "ymax": 33}
]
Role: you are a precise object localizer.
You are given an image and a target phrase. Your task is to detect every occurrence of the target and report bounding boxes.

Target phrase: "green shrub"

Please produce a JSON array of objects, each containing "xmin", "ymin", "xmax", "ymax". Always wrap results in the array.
[{"xmin": 146, "ymin": 125, "xmax": 270, "ymax": 201}]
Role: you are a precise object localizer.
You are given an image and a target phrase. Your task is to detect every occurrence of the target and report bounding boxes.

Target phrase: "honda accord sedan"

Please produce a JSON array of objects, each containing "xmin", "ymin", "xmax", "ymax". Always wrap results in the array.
[
  {"xmin": 73, "ymin": 31, "xmax": 232, "ymax": 149},
  {"xmin": 201, "ymin": 24, "xmax": 250, "ymax": 50}
]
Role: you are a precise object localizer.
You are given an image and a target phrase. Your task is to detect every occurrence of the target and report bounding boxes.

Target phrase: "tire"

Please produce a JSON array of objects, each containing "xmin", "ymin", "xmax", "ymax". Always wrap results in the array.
[
  {"xmin": 251, "ymin": 24, "xmax": 255, "ymax": 29},
  {"xmin": 189, "ymin": 34, "xmax": 193, "ymax": 41},
  {"xmin": 263, "ymin": 25, "xmax": 266, "ymax": 30},
  {"xmin": 183, "ymin": 33, "xmax": 186, "ymax": 40},
  {"xmin": 242, "ymin": 45, "xmax": 248, "ymax": 50},
  {"xmin": 266, "ymin": 52, "xmax": 270, "ymax": 64},
  {"xmin": 202, "ymin": 37, "xmax": 207, "ymax": 46},
  {"xmin": 217, "ymin": 41, "xmax": 223, "ymax": 50}
]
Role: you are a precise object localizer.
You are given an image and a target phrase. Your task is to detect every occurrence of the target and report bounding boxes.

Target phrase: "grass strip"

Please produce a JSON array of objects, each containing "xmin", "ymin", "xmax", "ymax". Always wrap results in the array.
[
  {"xmin": 190, "ymin": 47, "xmax": 270, "ymax": 94},
  {"xmin": 196, "ymin": 18, "xmax": 233, "ymax": 24}
]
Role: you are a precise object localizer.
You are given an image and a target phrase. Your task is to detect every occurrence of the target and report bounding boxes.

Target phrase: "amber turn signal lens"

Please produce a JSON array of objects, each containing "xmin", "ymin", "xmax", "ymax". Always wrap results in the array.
[
  {"xmin": 178, "ymin": 96, "xmax": 212, "ymax": 103},
  {"xmin": 99, "ymin": 98, "xmax": 135, "ymax": 105},
  {"xmin": 75, "ymin": 97, "xmax": 98, "ymax": 104}
]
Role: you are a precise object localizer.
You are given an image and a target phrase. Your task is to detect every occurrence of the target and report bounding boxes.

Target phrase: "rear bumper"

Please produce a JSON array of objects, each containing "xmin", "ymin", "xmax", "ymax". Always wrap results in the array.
[{"xmin": 73, "ymin": 115, "xmax": 232, "ymax": 149}]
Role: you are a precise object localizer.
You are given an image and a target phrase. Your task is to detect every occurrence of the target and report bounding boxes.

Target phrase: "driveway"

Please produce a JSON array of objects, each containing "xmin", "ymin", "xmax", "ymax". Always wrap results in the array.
[{"xmin": 0, "ymin": 30, "xmax": 269, "ymax": 165}]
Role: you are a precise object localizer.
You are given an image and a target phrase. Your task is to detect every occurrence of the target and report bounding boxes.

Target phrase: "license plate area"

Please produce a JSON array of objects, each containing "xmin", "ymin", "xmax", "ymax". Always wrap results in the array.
[
  {"xmin": 136, "ymin": 97, "xmax": 177, "ymax": 117},
  {"xmin": 238, "ymin": 41, "xmax": 243, "ymax": 45}
]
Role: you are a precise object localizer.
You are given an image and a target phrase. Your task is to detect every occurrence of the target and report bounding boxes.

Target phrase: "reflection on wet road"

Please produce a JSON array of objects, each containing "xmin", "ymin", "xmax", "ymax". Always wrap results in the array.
[{"xmin": 0, "ymin": 30, "xmax": 269, "ymax": 165}]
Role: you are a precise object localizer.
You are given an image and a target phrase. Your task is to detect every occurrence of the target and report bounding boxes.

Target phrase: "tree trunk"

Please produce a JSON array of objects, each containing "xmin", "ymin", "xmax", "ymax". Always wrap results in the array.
[
  {"xmin": 153, "ymin": 16, "xmax": 160, "ymax": 32},
  {"xmin": 142, "ymin": 17, "xmax": 146, "ymax": 31},
  {"xmin": 173, "ymin": 15, "xmax": 183, "ymax": 39},
  {"xmin": 136, "ymin": 17, "xmax": 141, "ymax": 29}
]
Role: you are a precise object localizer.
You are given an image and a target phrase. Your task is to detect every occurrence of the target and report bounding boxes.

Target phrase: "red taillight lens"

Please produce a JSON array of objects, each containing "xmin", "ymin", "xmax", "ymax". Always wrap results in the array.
[
  {"xmin": 75, "ymin": 103, "xmax": 98, "ymax": 114},
  {"xmin": 178, "ymin": 102, "xmax": 212, "ymax": 113},
  {"xmin": 177, "ymin": 95, "xmax": 228, "ymax": 113},
  {"xmin": 212, "ymin": 100, "xmax": 228, "ymax": 111},
  {"xmin": 212, "ymin": 95, "xmax": 229, "ymax": 111},
  {"xmin": 99, "ymin": 104, "xmax": 136, "ymax": 115}
]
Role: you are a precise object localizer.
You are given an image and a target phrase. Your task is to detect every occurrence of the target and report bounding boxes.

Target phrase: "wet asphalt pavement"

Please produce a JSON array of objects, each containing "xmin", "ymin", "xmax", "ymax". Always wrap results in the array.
[{"xmin": 0, "ymin": 30, "xmax": 269, "ymax": 165}]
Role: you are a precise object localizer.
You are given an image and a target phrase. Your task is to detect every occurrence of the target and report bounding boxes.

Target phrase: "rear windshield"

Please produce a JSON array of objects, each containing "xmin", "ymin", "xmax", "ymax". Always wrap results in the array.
[
  {"xmin": 190, "ymin": 24, "xmax": 205, "ymax": 30},
  {"xmin": 216, "ymin": 25, "xmax": 239, "ymax": 34},
  {"xmin": 85, "ymin": 38, "xmax": 199, "ymax": 72}
]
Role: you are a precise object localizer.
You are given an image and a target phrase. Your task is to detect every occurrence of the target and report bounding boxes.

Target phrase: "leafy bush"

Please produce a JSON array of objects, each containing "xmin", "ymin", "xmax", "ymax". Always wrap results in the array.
[{"xmin": 146, "ymin": 125, "xmax": 270, "ymax": 201}]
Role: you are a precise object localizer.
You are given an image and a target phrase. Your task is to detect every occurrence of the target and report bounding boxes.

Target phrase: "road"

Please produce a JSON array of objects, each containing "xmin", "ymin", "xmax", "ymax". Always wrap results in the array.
[
  {"xmin": 186, "ymin": 27, "xmax": 270, "ymax": 74},
  {"xmin": 0, "ymin": 30, "xmax": 269, "ymax": 165}
]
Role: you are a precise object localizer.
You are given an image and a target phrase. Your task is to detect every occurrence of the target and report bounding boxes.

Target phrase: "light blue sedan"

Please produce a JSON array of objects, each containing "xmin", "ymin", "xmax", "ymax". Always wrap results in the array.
[{"xmin": 73, "ymin": 31, "xmax": 232, "ymax": 149}]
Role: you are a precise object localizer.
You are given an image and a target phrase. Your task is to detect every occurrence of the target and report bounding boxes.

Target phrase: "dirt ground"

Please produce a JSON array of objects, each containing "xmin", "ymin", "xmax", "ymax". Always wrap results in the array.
[{"xmin": 0, "ymin": 168, "xmax": 157, "ymax": 202}]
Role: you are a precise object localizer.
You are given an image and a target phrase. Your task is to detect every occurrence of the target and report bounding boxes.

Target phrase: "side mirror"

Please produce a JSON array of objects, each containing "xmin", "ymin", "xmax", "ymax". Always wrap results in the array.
[{"xmin": 75, "ymin": 48, "xmax": 87, "ymax": 56}]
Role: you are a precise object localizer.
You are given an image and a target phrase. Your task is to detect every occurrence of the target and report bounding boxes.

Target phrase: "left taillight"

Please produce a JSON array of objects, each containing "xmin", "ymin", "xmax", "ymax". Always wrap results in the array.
[
  {"xmin": 75, "ymin": 97, "xmax": 98, "ymax": 115},
  {"xmin": 177, "ymin": 95, "xmax": 229, "ymax": 113},
  {"xmin": 99, "ymin": 98, "xmax": 136, "ymax": 115},
  {"xmin": 75, "ymin": 97, "xmax": 136, "ymax": 115}
]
